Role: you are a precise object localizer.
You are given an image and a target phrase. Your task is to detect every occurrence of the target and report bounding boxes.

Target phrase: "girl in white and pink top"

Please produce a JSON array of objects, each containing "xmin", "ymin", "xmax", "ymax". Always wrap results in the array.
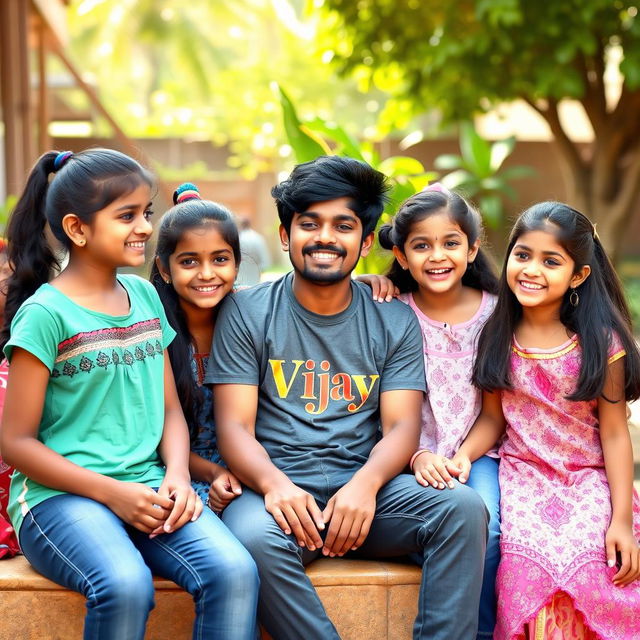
[
  {"xmin": 400, "ymin": 290, "xmax": 497, "ymax": 459},
  {"xmin": 455, "ymin": 201, "xmax": 640, "ymax": 639},
  {"xmin": 377, "ymin": 184, "xmax": 500, "ymax": 640}
]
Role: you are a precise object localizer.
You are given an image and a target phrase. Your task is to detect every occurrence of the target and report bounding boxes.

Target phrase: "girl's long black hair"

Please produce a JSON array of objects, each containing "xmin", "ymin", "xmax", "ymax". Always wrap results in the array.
[
  {"xmin": 0, "ymin": 149, "xmax": 153, "ymax": 354},
  {"xmin": 378, "ymin": 187, "xmax": 498, "ymax": 295},
  {"xmin": 150, "ymin": 185, "xmax": 240, "ymax": 440},
  {"xmin": 473, "ymin": 201, "xmax": 640, "ymax": 401}
]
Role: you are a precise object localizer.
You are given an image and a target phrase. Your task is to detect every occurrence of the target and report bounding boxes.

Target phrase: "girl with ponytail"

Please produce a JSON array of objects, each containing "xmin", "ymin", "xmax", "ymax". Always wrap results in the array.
[
  {"xmin": 454, "ymin": 202, "xmax": 640, "ymax": 638},
  {"xmin": 371, "ymin": 183, "xmax": 500, "ymax": 639},
  {"xmin": 0, "ymin": 151, "xmax": 258, "ymax": 639},
  {"xmin": 150, "ymin": 182, "xmax": 243, "ymax": 513}
]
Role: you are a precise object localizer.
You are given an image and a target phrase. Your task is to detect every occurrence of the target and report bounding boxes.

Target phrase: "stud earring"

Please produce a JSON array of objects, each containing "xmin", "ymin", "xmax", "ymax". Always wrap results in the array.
[
  {"xmin": 569, "ymin": 287, "xmax": 579, "ymax": 307},
  {"xmin": 78, "ymin": 239, "xmax": 85, "ymax": 246},
  {"xmin": 165, "ymin": 278, "xmax": 171, "ymax": 285}
]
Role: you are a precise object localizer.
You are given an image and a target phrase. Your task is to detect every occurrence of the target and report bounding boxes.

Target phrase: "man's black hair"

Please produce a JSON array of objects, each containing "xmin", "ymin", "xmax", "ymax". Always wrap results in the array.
[{"xmin": 272, "ymin": 155, "xmax": 390, "ymax": 237}]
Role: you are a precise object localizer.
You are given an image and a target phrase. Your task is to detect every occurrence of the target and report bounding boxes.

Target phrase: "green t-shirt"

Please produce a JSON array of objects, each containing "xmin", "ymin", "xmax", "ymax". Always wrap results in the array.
[{"xmin": 4, "ymin": 274, "xmax": 176, "ymax": 535}]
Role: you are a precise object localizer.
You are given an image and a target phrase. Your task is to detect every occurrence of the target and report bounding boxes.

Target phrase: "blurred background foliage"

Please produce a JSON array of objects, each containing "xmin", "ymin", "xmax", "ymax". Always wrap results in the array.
[
  {"xmin": 64, "ymin": 0, "xmax": 640, "ymax": 265},
  {"xmin": 65, "ymin": 0, "xmax": 389, "ymax": 179}
]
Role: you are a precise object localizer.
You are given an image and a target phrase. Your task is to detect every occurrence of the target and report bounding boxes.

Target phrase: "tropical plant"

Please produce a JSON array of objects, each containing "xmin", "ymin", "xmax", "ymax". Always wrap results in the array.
[
  {"xmin": 278, "ymin": 86, "xmax": 437, "ymax": 274},
  {"xmin": 434, "ymin": 122, "xmax": 533, "ymax": 230}
]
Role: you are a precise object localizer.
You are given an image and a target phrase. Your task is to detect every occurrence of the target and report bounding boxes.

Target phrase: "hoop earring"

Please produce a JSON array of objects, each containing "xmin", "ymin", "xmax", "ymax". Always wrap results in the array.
[{"xmin": 569, "ymin": 288, "xmax": 579, "ymax": 307}]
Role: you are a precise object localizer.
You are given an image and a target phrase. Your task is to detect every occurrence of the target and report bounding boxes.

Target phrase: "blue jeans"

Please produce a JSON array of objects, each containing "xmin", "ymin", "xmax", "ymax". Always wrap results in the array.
[
  {"xmin": 19, "ymin": 493, "xmax": 259, "ymax": 640},
  {"xmin": 223, "ymin": 471, "xmax": 488, "ymax": 640},
  {"xmin": 467, "ymin": 455, "xmax": 501, "ymax": 640}
]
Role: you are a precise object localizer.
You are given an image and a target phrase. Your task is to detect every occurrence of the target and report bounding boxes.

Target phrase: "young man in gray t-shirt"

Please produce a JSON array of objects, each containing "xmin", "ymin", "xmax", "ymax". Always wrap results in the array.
[{"xmin": 207, "ymin": 156, "xmax": 488, "ymax": 640}]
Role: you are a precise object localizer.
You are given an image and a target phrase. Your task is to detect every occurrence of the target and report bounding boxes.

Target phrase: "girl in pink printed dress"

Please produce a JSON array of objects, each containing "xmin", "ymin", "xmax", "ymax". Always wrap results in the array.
[{"xmin": 454, "ymin": 201, "xmax": 640, "ymax": 639}]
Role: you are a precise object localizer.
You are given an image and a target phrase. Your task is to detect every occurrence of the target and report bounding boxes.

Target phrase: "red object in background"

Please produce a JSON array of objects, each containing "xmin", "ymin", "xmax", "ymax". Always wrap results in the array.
[{"xmin": 0, "ymin": 358, "xmax": 20, "ymax": 557}]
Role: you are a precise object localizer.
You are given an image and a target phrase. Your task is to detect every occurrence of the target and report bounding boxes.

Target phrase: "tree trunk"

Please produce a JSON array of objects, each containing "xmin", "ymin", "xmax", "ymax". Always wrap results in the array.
[{"xmin": 550, "ymin": 133, "xmax": 640, "ymax": 266}]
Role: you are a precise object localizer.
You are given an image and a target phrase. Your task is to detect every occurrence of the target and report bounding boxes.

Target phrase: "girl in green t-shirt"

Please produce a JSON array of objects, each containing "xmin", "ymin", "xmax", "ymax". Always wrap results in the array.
[{"xmin": 0, "ymin": 150, "xmax": 258, "ymax": 640}]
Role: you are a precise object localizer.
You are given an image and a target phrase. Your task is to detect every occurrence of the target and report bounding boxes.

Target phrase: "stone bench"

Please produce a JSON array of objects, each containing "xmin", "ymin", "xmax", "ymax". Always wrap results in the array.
[{"xmin": 0, "ymin": 555, "xmax": 421, "ymax": 639}]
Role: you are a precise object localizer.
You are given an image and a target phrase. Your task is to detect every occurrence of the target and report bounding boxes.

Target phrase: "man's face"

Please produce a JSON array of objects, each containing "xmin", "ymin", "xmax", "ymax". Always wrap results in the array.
[{"xmin": 280, "ymin": 197, "xmax": 373, "ymax": 285}]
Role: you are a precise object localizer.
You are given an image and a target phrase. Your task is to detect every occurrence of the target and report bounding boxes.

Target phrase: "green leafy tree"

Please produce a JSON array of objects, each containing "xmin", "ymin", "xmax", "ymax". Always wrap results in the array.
[{"xmin": 317, "ymin": 0, "xmax": 640, "ymax": 260}]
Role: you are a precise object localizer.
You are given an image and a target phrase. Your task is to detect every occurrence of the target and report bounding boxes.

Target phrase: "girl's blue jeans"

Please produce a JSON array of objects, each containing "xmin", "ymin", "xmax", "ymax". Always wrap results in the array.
[
  {"xmin": 19, "ymin": 493, "xmax": 259, "ymax": 640},
  {"xmin": 466, "ymin": 455, "xmax": 501, "ymax": 640}
]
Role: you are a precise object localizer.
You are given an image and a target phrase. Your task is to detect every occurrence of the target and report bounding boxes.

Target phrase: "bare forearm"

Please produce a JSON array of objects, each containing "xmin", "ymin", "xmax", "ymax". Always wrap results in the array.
[
  {"xmin": 354, "ymin": 421, "xmax": 418, "ymax": 492},
  {"xmin": 217, "ymin": 423, "xmax": 289, "ymax": 495},
  {"xmin": 458, "ymin": 392, "xmax": 505, "ymax": 461},
  {"xmin": 159, "ymin": 407, "xmax": 191, "ymax": 478},
  {"xmin": 458, "ymin": 420, "xmax": 503, "ymax": 461},
  {"xmin": 3, "ymin": 437, "xmax": 118, "ymax": 503},
  {"xmin": 602, "ymin": 430, "xmax": 634, "ymax": 525},
  {"xmin": 189, "ymin": 451, "xmax": 223, "ymax": 485}
]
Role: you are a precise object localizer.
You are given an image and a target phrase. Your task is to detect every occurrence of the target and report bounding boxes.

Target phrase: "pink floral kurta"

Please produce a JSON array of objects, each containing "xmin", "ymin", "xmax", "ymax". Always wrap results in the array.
[
  {"xmin": 399, "ymin": 291, "xmax": 498, "ymax": 458},
  {"xmin": 496, "ymin": 334, "xmax": 640, "ymax": 639}
]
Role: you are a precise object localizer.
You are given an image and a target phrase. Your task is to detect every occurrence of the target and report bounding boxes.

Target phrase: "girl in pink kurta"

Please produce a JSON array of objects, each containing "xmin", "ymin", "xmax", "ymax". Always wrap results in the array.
[
  {"xmin": 454, "ymin": 201, "xmax": 640, "ymax": 639},
  {"xmin": 375, "ymin": 184, "xmax": 500, "ymax": 639}
]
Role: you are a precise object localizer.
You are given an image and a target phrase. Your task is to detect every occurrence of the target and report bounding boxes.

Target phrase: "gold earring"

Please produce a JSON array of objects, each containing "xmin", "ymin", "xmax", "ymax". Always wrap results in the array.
[
  {"xmin": 78, "ymin": 239, "xmax": 85, "ymax": 246},
  {"xmin": 569, "ymin": 287, "xmax": 579, "ymax": 307}
]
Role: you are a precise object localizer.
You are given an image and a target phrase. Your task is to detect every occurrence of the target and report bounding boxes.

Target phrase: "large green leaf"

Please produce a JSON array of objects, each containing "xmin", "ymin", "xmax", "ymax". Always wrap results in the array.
[
  {"xmin": 305, "ymin": 118, "xmax": 365, "ymax": 161},
  {"xmin": 434, "ymin": 154, "xmax": 463, "ymax": 170},
  {"xmin": 489, "ymin": 137, "xmax": 516, "ymax": 171},
  {"xmin": 499, "ymin": 165, "xmax": 536, "ymax": 180},
  {"xmin": 440, "ymin": 169, "xmax": 477, "ymax": 193},
  {"xmin": 479, "ymin": 194, "xmax": 503, "ymax": 229},
  {"xmin": 459, "ymin": 122, "xmax": 492, "ymax": 176},
  {"xmin": 378, "ymin": 156, "xmax": 426, "ymax": 178},
  {"xmin": 279, "ymin": 86, "xmax": 329, "ymax": 163}
]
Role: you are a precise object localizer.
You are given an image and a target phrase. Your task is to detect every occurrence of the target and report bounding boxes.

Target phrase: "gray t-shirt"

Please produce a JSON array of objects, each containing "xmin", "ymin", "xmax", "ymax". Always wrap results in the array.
[{"xmin": 206, "ymin": 272, "xmax": 426, "ymax": 476}]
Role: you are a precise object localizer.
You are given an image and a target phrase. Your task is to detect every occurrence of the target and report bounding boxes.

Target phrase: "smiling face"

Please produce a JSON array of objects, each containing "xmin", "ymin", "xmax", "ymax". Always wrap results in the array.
[
  {"xmin": 506, "ymin": 228, "xmax": 590, "ymax": 311},
  {"xmin": 158, "ymin": 224, "xmax": 238, "ymax": 317},
  {"xmin": 393, "ymin": 210, "xmax": 479, "ymax": 297},
  {"xmin": 280, "ymin": 196, "xmax": 372, "ymax": 285},
  {"xmin": 79, "ymin": 183, "xmax": 153, "ymax": 269}
]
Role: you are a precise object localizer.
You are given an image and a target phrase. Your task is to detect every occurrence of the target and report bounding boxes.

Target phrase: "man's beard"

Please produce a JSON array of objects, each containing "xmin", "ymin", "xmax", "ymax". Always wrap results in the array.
[{"xmin": 293, "ymin": 243, "xmax": 353, "ymax": 285}]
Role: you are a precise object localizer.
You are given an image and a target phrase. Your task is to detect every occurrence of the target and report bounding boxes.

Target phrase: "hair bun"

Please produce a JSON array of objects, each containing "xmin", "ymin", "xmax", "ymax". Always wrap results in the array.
[
  {"xmin": 378, "ymin": 223, "xmax": 395, "ymax": 250},
  {"xmin": 173, "ymin": 182, "xmax": 202, "ymax": 205}
]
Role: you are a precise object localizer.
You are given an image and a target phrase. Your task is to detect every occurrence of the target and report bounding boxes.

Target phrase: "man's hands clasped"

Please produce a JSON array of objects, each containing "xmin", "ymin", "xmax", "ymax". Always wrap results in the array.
[{"xmin": 264, "ymin": 475, "xmax": 377, "ymax": 557}]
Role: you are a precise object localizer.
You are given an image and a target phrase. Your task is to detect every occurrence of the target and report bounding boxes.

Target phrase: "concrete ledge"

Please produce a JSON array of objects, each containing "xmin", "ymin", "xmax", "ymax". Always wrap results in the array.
[{"xmin": 0, "ymin": 555, "xmax": 421, "ymax": 639}]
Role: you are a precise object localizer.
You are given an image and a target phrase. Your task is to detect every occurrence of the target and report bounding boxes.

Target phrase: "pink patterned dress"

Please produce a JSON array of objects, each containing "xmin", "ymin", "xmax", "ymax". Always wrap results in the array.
[
  {"xmin": 496, "ymin": 334, "xmax": 640, "ymax": 639},
  {"xmin": 399, "ymin": 290, "xmax": 498, "ymax": 457}
]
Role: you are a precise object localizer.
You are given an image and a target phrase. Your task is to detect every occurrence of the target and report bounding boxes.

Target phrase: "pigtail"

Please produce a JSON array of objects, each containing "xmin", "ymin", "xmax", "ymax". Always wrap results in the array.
[
  {"xmin": 378, "ymin": 222, "xmax": 419, "ymax": 293},
  {"xmin": 0, "ymin": 152, "xmax": 60, "ymax": 354}
]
